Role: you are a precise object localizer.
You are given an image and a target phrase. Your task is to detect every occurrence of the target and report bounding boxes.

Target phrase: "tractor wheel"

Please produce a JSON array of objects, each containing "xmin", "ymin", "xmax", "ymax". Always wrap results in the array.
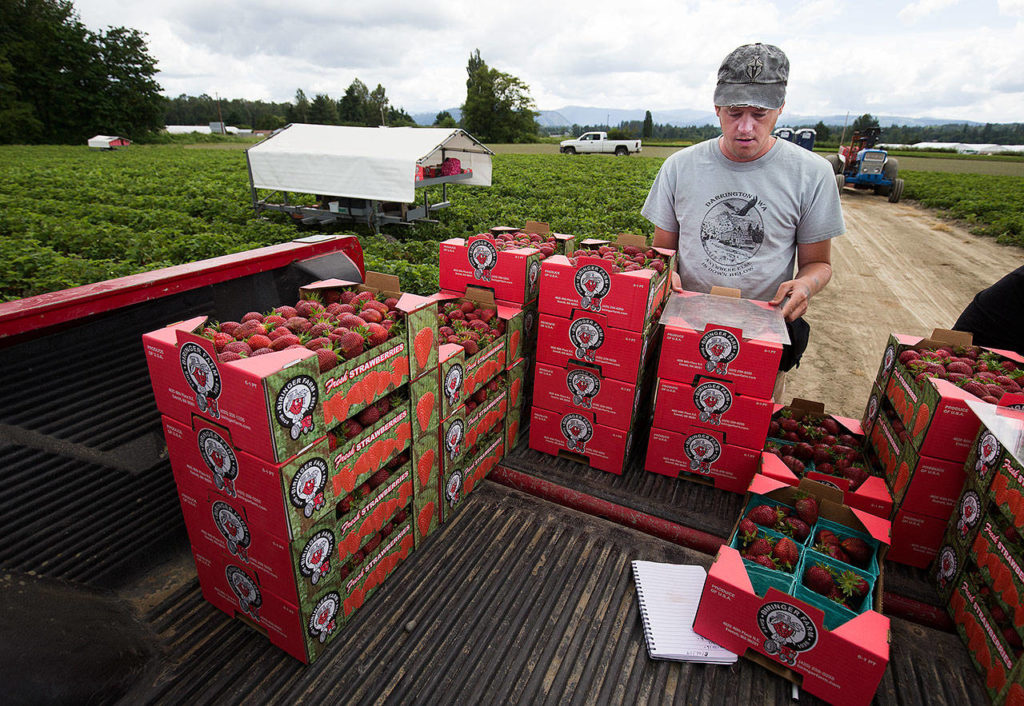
[
  {"xmin": 825, "ymin": 154, "xmax": 843, "ymax": 175},
  {"xmin": 882, "ymin": 158, "xmax": 900, "ymax": 180},
  {"xmin": 615, "ymin": 146, "xmax": 628, "ymax": 156},
  {"xmin": 835, "ymin": 174, "xmax": 845, "ymax": 192},
  {"xmin": 889, "ymin": 178, "xmax": 905, "ymax": 203}
]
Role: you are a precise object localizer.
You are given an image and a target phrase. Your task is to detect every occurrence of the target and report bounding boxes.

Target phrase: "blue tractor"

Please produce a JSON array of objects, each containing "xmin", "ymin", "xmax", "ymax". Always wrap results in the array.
[{"xmin": 825, "ymin": 127, "xmax": 904, "ymax": 203}]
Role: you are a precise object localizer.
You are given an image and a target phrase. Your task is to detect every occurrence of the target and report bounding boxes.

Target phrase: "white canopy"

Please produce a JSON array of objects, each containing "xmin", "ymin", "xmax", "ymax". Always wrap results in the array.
[
  {"xmin": 88, "ymin": 135, "xmax": 127, "ymax": 148},
  {"xmin": 246, "ymin": 124, "xmax": 493, "ymax": 203}
]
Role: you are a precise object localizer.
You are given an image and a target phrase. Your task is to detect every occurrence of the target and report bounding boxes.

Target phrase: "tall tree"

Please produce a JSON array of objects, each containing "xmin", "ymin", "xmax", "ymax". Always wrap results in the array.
[
  {"xmin": 0, "ymin": 0, "xmax": 163, "ymax": 143},
  {"xmin": 813, "ymin": 120, "xmax": 830, "ymax": 142},
  {"xmin": 337, "ymin": 79, "xmax": 369, "ymax": 124},
  {"xmin": 434, "ymin": 111, "xmax": 457, "ymax": 128},
  {"xmin": 367, "ymin": 83, "xmax": 389, "ymax": 126},
  {"xmin": 851, "ymin": 113, "xmax": 879, "ymax": 134},
  {"xmin": 308, "ymin": 93, "xmax": 339, "ymax": 125},
  {"xmin": 287, "ymin": 89, "xmax": 310, "ymax": 123},
  {"xmin": 460, "ymin": 49, "xmax": 538, "ymax": 143},
  {"xmin": 642, "ymin": 110, "xmax": 653, "ymax": 139}
]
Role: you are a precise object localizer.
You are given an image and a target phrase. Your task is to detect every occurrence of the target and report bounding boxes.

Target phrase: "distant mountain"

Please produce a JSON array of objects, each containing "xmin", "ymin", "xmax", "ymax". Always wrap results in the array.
[{"xmin": 411, "ymin": 106, "xmax": 983, "ymax": 129}]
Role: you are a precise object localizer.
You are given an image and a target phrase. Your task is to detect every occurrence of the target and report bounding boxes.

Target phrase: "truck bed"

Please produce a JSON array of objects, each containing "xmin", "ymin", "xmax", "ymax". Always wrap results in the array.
[{"xmin": 0, "ymin": 241, "xmax": 985, "ymax": 705}]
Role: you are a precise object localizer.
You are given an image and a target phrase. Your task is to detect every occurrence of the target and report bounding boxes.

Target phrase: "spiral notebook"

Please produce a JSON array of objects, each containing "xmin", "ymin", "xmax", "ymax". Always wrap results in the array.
[{"xmin": 631, "ymin": 560, "xmax": 737, "ymax": 664}]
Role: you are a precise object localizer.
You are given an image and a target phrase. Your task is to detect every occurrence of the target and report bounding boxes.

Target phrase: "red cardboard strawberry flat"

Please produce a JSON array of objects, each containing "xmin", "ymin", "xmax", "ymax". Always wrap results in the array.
[
  {"xmin": 645, "ymin": 424, "xmax": 761, "ymax": 493},
  {"xmin": 536, "ymin": 311, "xmax": 655, "ymax": 385},
  {"xmin": 529, "ymin": 406, "xmax": 634, "ymax": 475},
  {"xmin": 533, "ymin": 359, "xmax": 654, "ymax": 432},
  {"xmin": 652, "ymin": 376, "xmax": 772, "ymax": 451},
  {"xmin": 657, "ymin": 289, "xmax": 785, "ymax": 400}
]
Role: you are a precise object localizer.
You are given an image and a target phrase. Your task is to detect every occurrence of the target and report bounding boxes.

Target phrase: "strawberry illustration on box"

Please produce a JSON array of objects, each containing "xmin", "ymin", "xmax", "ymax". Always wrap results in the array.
[
  {"xmin": 529, "ymin": 406, "xmax": 634, "ymax": 475},
  {"xmin": 338, "ymin": 512, "xmax": 415, "ymax": 620},
  {"xmin": 538, "ymin": 233, "xmax": 675, "ymax": 332},
  {"xmin": 411, "ymin": 427, "xmax": 441, "ymax": 547},
  {"xmin": 335, "ymin": 453, "xmax": 413, "ymax": 564},
  {"xmin": 694, "ymin": 476, "xmax": 891, "ymax": 706},
  {"xmin": 657, "ymin": 288, "xmax": 786, "ymax": 400},
  {"xmin": 327, "ymin": 385, "xmax": 411, "ymax": 500},
  {"xmin": 645, "ymin": 424, "xmax": 761, "ymax": 493},
  {"xmin": 163, "ymin": 414, "xmax": 334, "ymax": 541},
  {"xmin": 192, "ymin": 542, "xmax": 347, "ymax": 664},
  {"xmin": 652, "ymin": 376, "xmax": 772, "ymax": 450}
]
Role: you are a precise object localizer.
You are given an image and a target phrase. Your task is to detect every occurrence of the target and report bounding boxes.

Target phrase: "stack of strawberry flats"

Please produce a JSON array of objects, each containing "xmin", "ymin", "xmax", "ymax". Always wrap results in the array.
[{"xmin": 144, "ymin": 272, "xmax": 441, "ymax": 663}]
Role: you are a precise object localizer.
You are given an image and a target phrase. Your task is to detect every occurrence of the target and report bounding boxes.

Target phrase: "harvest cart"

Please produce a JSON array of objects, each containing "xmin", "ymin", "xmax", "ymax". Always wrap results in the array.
[{"xmin": 245, "ymin": 124, "xmax": 494, "ymax": 232}]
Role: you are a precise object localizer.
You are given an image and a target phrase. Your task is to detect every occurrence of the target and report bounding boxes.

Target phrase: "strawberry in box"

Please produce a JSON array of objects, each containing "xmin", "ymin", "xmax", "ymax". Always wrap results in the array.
[
  {"xmin": 328, "ymin": 385, "xmax": 411, "ymax": 500},
  {"xmin": 431, "ymin": 287, "xmax": 524, "ymax": 417},
  {"xmin": 657, "ymin": 288, "xmax": 786, "ymax": 400},
  {"xmin": 882, "ymin": 332, "xmax": 1024, "ymax": 464},
  {"xmin": 539, "ymin": 234, "xmax": 675, "ymax": 333},
  {"xmin": 441, "ymin": 221, "xmax": 574, "ymax": 304},
  {"xmin": 694, "ymin": 476, "xmax": 891, "ymax": 706},
  {"xmin": 337, "ymin": 511, "xmax": 415, "ymax": 621},
  {"xmin": 760, "ymin": 399, "xmax": 891, "ymax": 518},
  {"xmin": 335, "ymin": 452, "xmax": 413, "ymax": 564}
]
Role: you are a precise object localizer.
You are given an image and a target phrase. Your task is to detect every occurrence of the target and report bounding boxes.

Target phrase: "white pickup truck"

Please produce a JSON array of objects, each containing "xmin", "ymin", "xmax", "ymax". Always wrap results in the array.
[{"xmin": 559, "ymin": 131, "xmax": 642, "ymax": 156}]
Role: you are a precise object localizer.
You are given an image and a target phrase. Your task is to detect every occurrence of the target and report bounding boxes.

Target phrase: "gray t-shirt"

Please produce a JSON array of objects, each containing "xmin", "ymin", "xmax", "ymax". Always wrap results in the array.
[{"xmin": 642, "ymin": 137, "xmax": 844, "ymax": 301}]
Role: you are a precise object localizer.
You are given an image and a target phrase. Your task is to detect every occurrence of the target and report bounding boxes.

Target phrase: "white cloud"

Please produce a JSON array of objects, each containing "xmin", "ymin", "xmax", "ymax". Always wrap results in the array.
[
  {"xmin": 899, "ymin": 0, "xmax": 961, "ymax": 23},
  {"xmin": 998, "ymin": 0, "xmax": 1024, "ymax": 16}
]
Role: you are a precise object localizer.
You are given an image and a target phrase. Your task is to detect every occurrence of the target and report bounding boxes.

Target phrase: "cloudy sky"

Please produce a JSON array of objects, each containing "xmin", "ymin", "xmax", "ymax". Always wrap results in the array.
[{"xmin": 72, "ymin": 0, "xmax": 1024, "ymax": 122}]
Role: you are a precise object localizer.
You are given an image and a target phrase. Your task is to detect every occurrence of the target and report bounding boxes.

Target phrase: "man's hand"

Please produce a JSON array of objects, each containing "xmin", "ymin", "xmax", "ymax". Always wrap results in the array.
[
  {"xmin": 770, "ymin": 240, "xmax": 833, "ymax": 321},
  {"xmin": 770, "ymin": 280, "xmax": 812, "ymax": 321},
  {"xmin": 670, "ymin": 270, "xmax": 683, "ymax": 293}
]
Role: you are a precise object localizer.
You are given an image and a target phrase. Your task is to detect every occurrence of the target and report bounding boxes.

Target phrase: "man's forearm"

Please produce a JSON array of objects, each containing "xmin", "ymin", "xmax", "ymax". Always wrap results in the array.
[{"xmin": 793, "ymin": 260, "xmax": 832, "ymax": 299}]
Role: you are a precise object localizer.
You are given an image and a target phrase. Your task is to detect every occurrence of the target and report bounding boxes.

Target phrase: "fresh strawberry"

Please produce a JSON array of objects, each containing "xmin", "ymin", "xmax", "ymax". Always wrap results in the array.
[
  {"xmin": 212, "ymin": 331, "xmax": 233, "ymax": 352},
  {"xmin": 360, "ymin": 308, "xmax": 384, "ymax": 324},
  {"xmin": 746, "ymin": 537, "xmax": 774, "ymax": 557},
  {"xmin": 840, "ymin": 537, "xmax": 872, "ymax": 568},
  {"xmin": 219, "ymin": 351, "xmax": 242, "ymax": 362},
  {"xmin": 804, "ymin": 564, "xmax": 835, "ymax": 596},
  {"xmin": 781, "ymin": 517, "xmax": 810, "ymax": 543},
  {"xmin": 317, "ymin": 348, "xmax": 339, "ymax": 373},
  {"xmin": 270, "ymin": 333, "xmax": 300, "ymax": 351},
  {"xmin": 339, "ymin": 331, "xmax": 365, "ymax": 359},
  {"xmin": 366, "ymin": 468, "xmax": 389, "ymax": 489},
  {"xmin": 339, "ymin": 313, "xmax": 366, "ymax": 329},
  {"xmin": 219, "ymin": 321, "xmax": 241, "ymax": 336},
  {"xmin": 898, "ymin": 349, "xmax": 920, "ymax": 365},
  {"xmin": 747, "ymin": 504, "xmax": 782, "ymax": 529},
  {"xmin": 838, "ymin": 570, "xmax": 870, "ymax": 604},
  {"xmin": 285, "ymin": 316, "xmax": 311, "ymax": 334},
  {"xmin": 305, "ymin": 337, "xmax": 331, "ymax": 351},
  {"xmin": 795, "ymin": 496, "xmax": 819, "ymax": 525},
  {"xmin": 246, "ymin": 333, "xmax": 272, "ymax": 350},
  {"xmin": 772, "ymin": 537, "xmax": 800, "ymax": 572},
  {"xmin": 223, "ymin": 341, "xmax": 252, "ymax": 356},
  {"xmin": 365, "ymin": 323, "xmax": 389, "ymax": 348},
  {"xmin": 357, "ymin": 405, "xmax": 381, "ymax": 426},
  {"xmin": 737, "ymin": 518, "xmax": 757, "ymax": 544},
  {"xmin": 747, "ymin": 555, "xmax": 777, "ymax": 571},
  {"xmin": 339, "ymin": 419, "xmax": 363, "ymax": 440}
]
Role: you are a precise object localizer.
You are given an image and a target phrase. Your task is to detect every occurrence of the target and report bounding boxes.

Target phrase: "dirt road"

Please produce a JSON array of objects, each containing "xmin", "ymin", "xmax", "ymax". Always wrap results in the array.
[{"xmin": 787, "ymin": 188, "xmax": 1024, "ymax": 418}]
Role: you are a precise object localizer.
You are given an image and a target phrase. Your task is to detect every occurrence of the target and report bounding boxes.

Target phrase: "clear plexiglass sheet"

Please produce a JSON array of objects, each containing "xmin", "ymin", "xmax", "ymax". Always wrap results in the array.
[
  {"xmin": 659, "ymin": 291, "xmax": 790, "ymax": 345},
  {"xmin": 966, "ymin": 399, "xmax": 1024, "ymax": 466}
]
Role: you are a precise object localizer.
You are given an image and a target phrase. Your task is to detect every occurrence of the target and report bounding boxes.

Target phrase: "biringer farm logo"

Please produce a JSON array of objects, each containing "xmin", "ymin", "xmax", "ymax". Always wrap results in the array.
[
  {"xmin": 694, "ymin": 382, "xmax": 732, "ymax": 425},
  {"xmin": 566, "ymin": 369, "xmax": 601, "ymax": 408},
  {"xmin": 866, "ymin": 394, "xmax": 880, "ymax": 427},
  {"xmin": 528, "ymin": 259, "xmax": 541, "ymax": 297},
  {"xmin": 561, "ymin": 413, "xmax": 594, "ymax": 454},
  {"xmin": 468, "ymin": 239, "xmax": 498, "ymax": 281},
  {"xmin": 574, "ymin": 265, "xmax": 611, "ymax": 312},
  {"xmin": 289, "ymin": 458, "xmax": 329, "ymax": 519},
  {"xmin": 226, "ymin": 565, "xmax": 262, "ymax": 620},
  {"xmin": 198, "ymin": 428, "xmax": 239, "ymax": 496},
  {"xmin": 445, "ymin": 469, "xmax": 463, "ymax": 508},
  {"xmin": 212, "ymin": 501, "xmax": 250, "ymax": 561},
  {"xmin": 308, "ymin": 592, "xmax": 341, "ymax": 644},
  {"xmin": 684, "ymin": 433, "xmax": 721, "ymax": 474},
  {"xmin": 974, "ymin": 431, "xmax": 1001, "ymax": 481},
  {"xmin": 444, "ymin": 364, "xmax": 465, "ymax": 406},
  {"xmin": 275, "ymin": 375, "xmax": 318, "ymax": 441},
  {"xmin": 882, "ymin": 344, "xmax": 896, "ymax": 377},
  {"xmin": 956, "ymin": 490, "xmax": 982, "ymax": 539},
  {"xmin": 180, "ymin": 342, "xmax": 221, "ymax": 418},
  {"xmin": 936, "ymin": 545, "xmax": 959, "ymax": 589},
  {"xmin": 568, "ymin": 318, "xmax": 604, "ymax": 362},
  {"xmin": 299, "ymin": 529, "xmax": 335, "ymax": 586},
  {"xmin": 699, "ymin": 329, "xmax": 740, "ymax": 375},
  {"xmin": 444, "ymin": 419, "xmax": 465, "ymax": 461},
  {"xmin": 757, "ymin": 601, "xmax": 818, "ymax": 667}
]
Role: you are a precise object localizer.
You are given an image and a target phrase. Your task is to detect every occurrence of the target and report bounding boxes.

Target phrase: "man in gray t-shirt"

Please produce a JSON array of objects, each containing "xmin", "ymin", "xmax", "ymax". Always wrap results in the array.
[{"xmin": 642, "ymin": 43, "xmax": 844, "ymax": 375}]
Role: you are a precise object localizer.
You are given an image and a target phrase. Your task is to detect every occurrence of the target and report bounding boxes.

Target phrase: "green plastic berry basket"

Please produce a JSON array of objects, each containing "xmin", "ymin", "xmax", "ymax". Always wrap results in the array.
[
  {"xmin": 809, "ymin": 517, "xmax": 881, "ymax": 577},
  {"xmin": 730, "ymin": 526, "xmax": 799, "ymax": 598},
  {"xmin": 795, "ymin": 549, "xmax": 875, "ymax": 631}
]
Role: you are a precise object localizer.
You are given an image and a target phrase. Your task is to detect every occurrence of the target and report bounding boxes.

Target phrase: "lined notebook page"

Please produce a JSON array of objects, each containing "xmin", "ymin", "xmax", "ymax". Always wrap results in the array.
[{"xmin": 631, "ymin": 560, "xmax": 737, "ymax": 664}]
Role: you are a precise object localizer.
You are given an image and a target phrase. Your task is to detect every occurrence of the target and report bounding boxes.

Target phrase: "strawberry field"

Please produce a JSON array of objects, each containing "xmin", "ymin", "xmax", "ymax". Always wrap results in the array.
[{"xmin": 1, "ymin": 143, "xmax": 1022, "ymax": 302}]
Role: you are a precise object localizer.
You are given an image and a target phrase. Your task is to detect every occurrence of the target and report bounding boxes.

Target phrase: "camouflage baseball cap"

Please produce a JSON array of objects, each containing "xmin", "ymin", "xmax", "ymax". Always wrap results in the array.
[{"xmin": 714, "ymin": 43, "xmax": 788, "ymax": 110}]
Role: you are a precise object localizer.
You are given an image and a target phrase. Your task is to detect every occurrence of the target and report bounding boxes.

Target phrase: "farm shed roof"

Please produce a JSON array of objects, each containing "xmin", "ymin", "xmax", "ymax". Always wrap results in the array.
[
  {"xmin": 246, "ymin": 124, "xmax": 493, "ymax": 203},
  {"xmin": 87, "ymin": 135, "xmax": 129, "ymax": 148}
]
